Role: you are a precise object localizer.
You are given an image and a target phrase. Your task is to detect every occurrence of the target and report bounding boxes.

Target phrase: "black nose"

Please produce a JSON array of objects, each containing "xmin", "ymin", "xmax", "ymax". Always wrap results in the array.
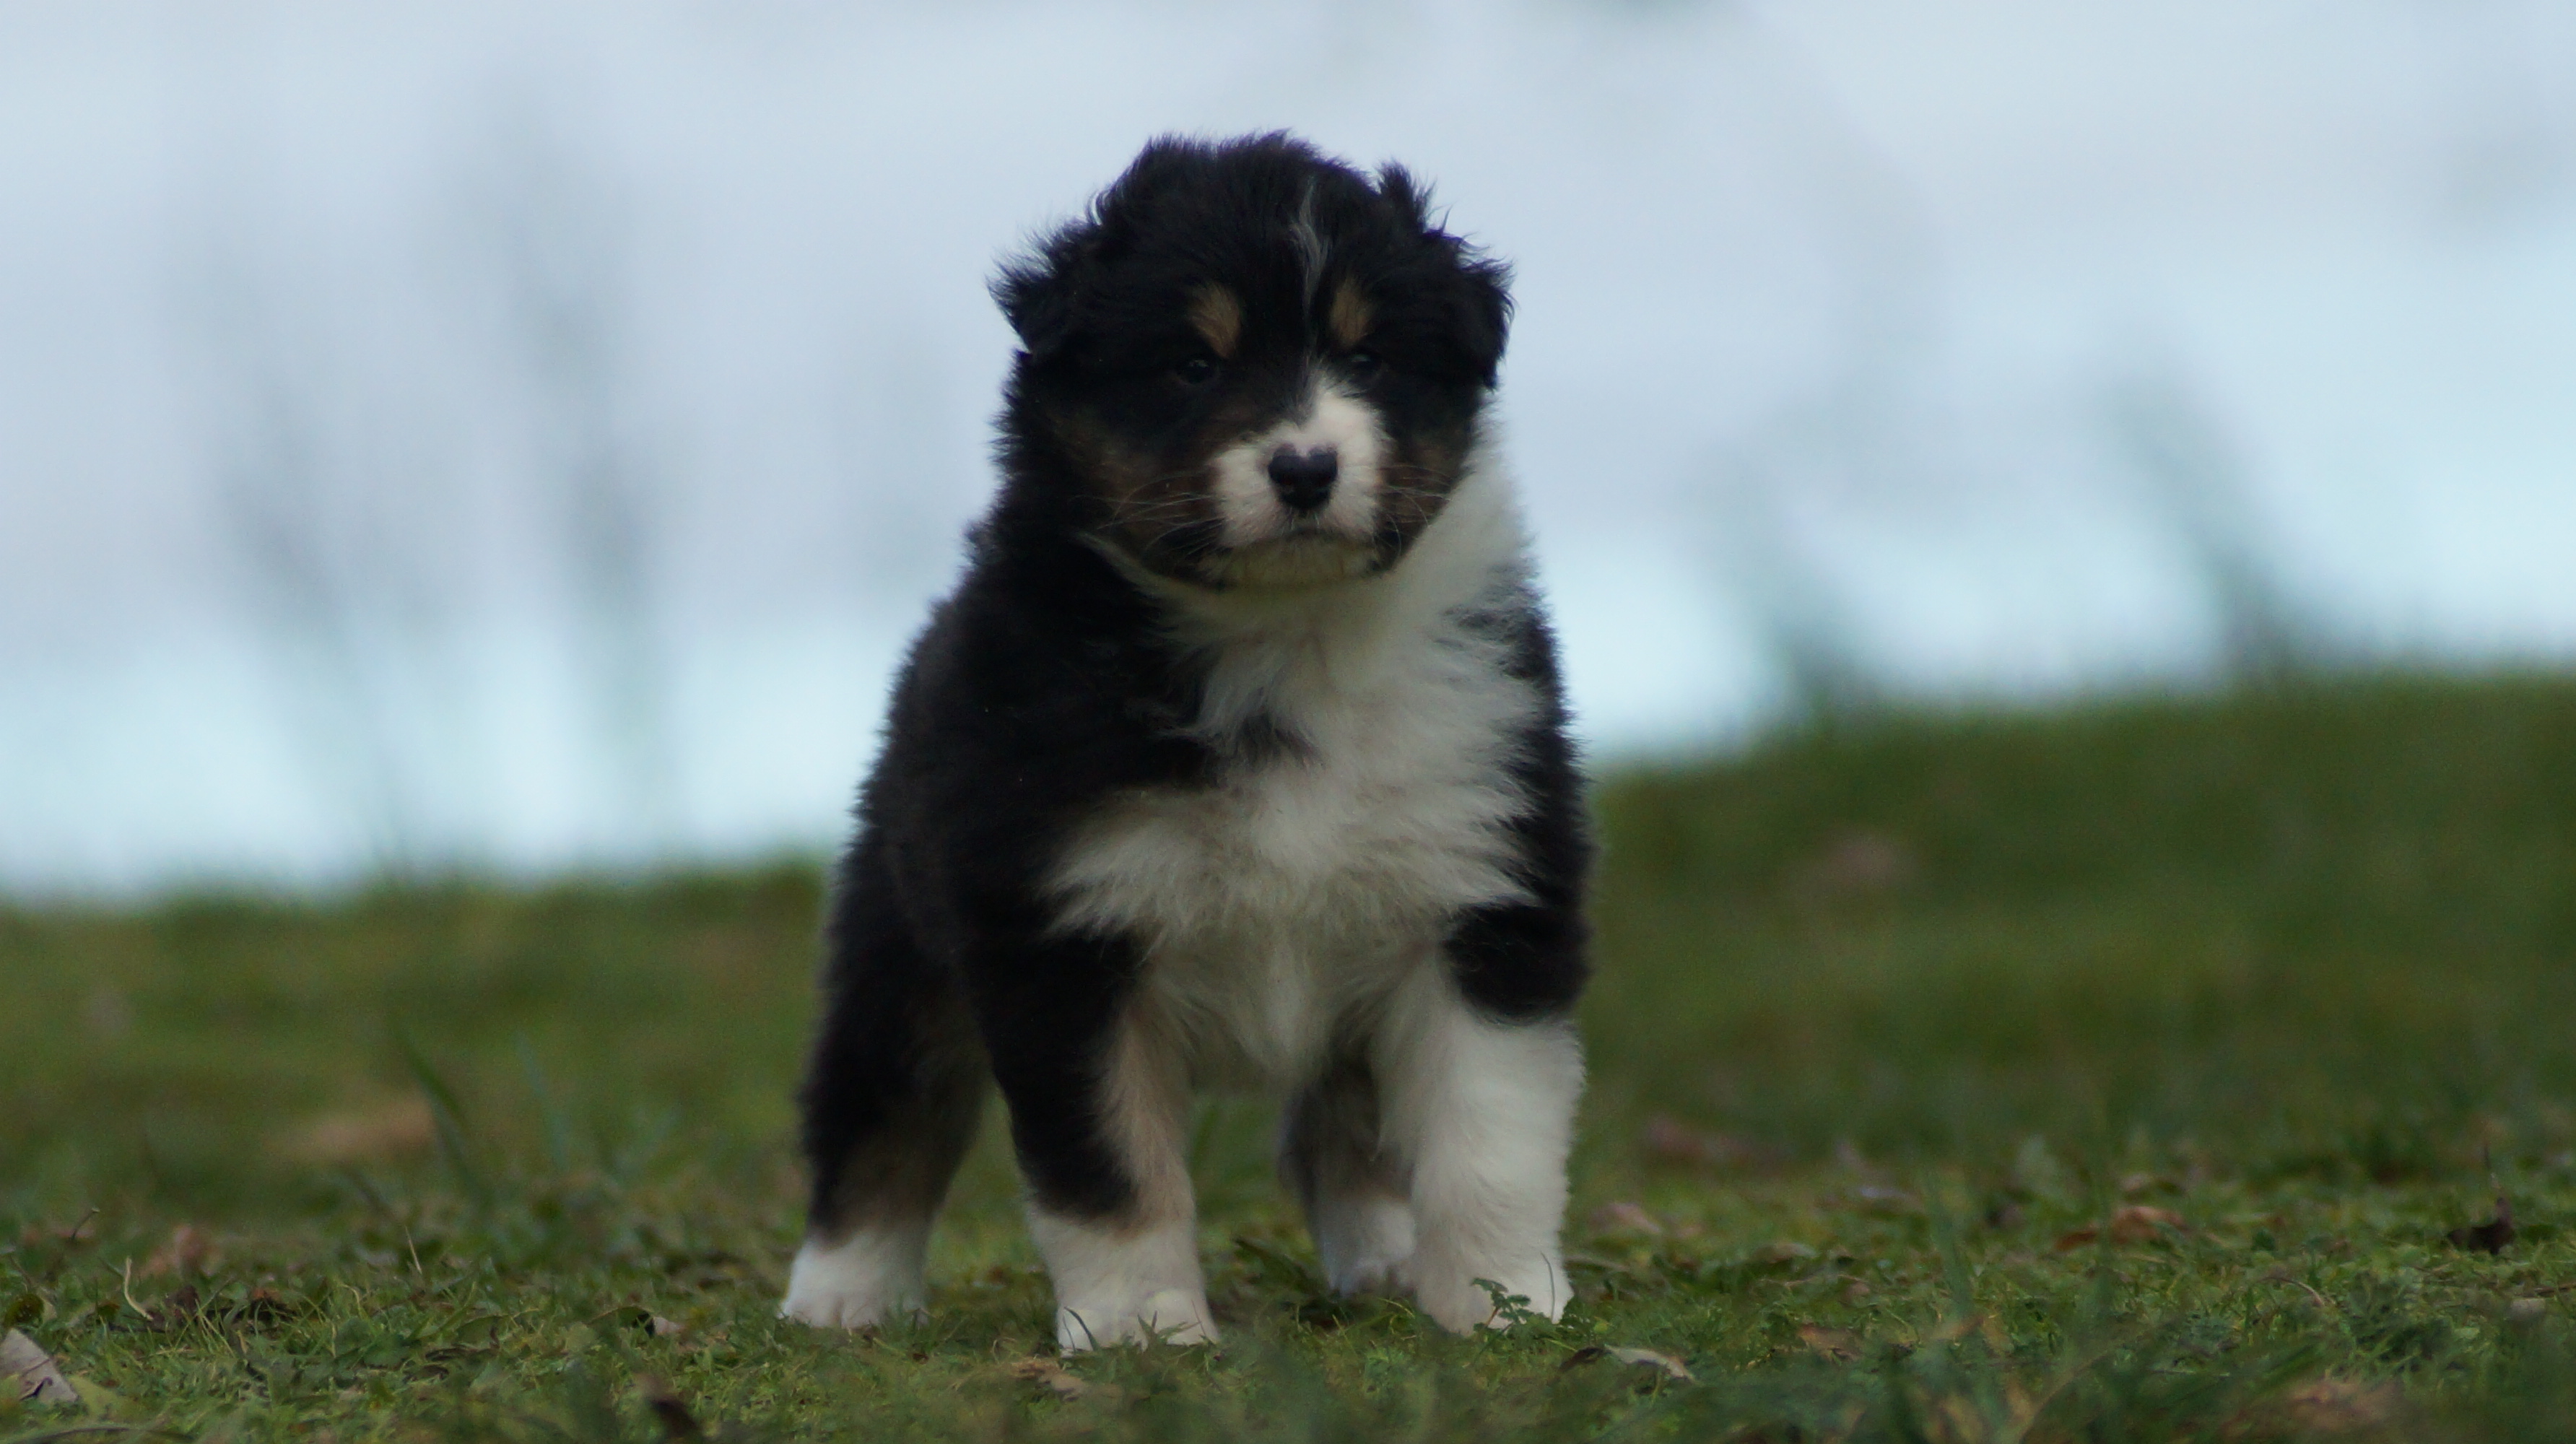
[{"xmin": 1268, "ymin": 445, "xmax": 1339, "ymax": 514}]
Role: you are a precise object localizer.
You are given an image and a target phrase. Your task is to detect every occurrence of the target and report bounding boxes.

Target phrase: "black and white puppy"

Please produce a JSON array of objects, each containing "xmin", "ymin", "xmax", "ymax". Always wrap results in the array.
[{"xmin": 782, "ymin": 134, "xmax": 1590, "ymax": 1350}]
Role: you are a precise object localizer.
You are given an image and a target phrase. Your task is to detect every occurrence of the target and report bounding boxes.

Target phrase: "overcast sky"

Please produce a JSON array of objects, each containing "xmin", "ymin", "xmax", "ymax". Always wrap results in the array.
[{"xmin": 1, "ymin": 0, "xmax": 2572, "ymax": 895}]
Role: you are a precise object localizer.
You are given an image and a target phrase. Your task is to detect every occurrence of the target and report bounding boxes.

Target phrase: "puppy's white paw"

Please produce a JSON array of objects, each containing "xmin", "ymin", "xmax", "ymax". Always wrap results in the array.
[
  {"xmin": 1329, "ymin": 1253, "xmax": 1411, "ymax": 1296},
  {"xmin": 1409, "ymin": 1250, "xmax": 1566, "ymax": 1334},
  {"xmin": 1054, "ymin": 1287, "xmax": 1219, "ymax": 1352},
  {"xmin": 1315, "ymin": 1192, "xmax": 1416, "ymax": 1297},
  {"xmin": 779, "ymin": 1230, "xmax": 928, "ymax": 1331}
]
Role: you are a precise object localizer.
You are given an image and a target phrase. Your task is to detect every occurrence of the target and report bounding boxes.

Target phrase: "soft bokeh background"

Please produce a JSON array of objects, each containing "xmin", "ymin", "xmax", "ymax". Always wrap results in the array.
[{"xmin": 5, "ymin": 0, "xmax": 2574, "ymax": 896}]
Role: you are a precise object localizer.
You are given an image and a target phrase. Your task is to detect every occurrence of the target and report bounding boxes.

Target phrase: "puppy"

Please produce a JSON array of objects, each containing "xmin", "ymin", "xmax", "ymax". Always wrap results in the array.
[{"xmin": 782, "ymin": 134, "xmax": 1590, "ymax": 1350}]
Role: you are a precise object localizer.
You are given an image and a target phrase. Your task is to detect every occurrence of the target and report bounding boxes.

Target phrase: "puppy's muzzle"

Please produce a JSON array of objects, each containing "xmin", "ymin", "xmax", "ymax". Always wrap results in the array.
[{"xmin": 1268, "ymin": 445, "xmax": 1339, "ymax": 516}]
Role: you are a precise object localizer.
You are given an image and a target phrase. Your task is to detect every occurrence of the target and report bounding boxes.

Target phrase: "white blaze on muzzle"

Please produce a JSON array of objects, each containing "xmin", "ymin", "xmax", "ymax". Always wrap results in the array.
[{"xmin": 1208, "ymin": 378, "xmax": 1388, "ymax": 552}]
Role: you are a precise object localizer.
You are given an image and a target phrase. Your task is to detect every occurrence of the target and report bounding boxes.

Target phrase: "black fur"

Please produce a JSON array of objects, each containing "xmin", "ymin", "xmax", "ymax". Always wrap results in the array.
[{"xmin": 796, "ymin": 134, "xmax": 1588, "ymax": 1243}]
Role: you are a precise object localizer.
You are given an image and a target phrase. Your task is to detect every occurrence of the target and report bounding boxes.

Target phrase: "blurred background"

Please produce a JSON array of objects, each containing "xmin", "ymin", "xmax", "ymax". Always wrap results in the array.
[
  {"xmin": 10, "ymin": 10, "xmax": 2576, "ymax": 1430},
  {"xmin": 4, "ymin": 0, "xmax": 2574, "ymax": 897}
]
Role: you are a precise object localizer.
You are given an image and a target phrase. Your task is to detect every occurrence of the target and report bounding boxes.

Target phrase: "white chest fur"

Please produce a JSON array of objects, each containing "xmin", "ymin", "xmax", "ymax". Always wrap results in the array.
[{"xmin": 1047, "ymin": 467, "xmax": 1541, "ymax": 1087}]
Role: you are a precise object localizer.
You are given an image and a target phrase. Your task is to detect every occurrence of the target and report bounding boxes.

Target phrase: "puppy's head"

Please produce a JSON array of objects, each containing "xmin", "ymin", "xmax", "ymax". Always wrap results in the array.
[{"xmin": 995, "ymin": 134, "xmax": 1511, "ymax": 590}]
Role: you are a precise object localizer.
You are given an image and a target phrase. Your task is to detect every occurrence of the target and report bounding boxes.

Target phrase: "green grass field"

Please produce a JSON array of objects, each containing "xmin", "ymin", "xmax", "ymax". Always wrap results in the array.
[{"xmin": 7, "ymin": 674, "xmax": 2576, "ymax": 1441}]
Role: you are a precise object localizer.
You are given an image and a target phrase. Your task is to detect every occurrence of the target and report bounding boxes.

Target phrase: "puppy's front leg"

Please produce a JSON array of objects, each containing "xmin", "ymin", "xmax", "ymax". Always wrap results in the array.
[
  {"xmin": 1375, "ymin": 964, "xmax": 1583, "ymax": 1334},
  {"xmin": 975, "ymin": 944, "xmax": 1214, "ymax": 1351}
]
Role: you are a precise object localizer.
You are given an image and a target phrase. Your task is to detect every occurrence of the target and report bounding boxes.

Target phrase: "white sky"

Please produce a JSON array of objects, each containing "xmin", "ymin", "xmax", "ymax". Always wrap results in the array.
[{"xmin": 0, "ymin": 0, "xmax": 2571, "ymax": 894}]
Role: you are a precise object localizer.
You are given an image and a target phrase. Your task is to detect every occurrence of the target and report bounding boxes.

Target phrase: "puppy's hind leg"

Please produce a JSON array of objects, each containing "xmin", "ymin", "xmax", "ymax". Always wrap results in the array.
[
  {"xmin": 1280, "ymin": 1055, "xmax": 1415, "ymax": 1296},
  {"xmin": 784, "ymin": 843, "xmax": 986, "ymax": 1330}
]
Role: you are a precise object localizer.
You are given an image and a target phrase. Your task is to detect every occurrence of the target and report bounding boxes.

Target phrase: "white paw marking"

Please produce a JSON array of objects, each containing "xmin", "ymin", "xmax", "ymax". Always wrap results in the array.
[
  {"xmin": 1316, "ymin": 1193, "xmax": 1417, "ymax": 1296},
  {"xmin": 778, "ymin": 1227, "xmax": 928, "ymax": 1331},
  {"xmin": 1030, "ymin": 1211, "xmax": 1220, "ymax": 1352},
  {"xmin": 1055, "ymin": 1287, "xmax": 1220, "ymax": 1352},
  {"xmin": 1409, "ymin": 1250, "xmax": 1567, "ymax": 1333}
]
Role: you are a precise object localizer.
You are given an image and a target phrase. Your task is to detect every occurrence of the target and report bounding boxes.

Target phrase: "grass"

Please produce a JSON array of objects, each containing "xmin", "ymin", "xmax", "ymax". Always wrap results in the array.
[{"xmin": 6, "ymin": 672, "xmax": 2576, "ymax": 1440}]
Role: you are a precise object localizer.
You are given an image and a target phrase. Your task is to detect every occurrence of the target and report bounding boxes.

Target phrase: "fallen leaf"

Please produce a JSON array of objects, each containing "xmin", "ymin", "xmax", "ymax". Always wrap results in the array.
[
  {"xmin": 2110, "ymin": 1205, "xmax": 2183, "ymax": 1241},
  {"xmin": 1605, "ymin": 1347, "xmax": 1694, "ymax": 1383},
  {"xmin": 275, "ymin": 1095, "xmax": 438, "ymax": 1165},
  {"xmin": 2276, "ymin": 1376, "xmax": 2401, "ymax": 1432},
  {"xmin": 149, "ymin": 1284, "xmax": 203, "ymax": 1330},
  {"xmin": 1921, "ymin": 1312, "xmax": 2001, "ymax": 1347},
  {"xmin": 1587, "ymin": 1201, "xmax": 1664, "ymax": 1238},
  {"xmin": 1640, "ymin": 1115, "xmax": 1775, "ymax": 1170},
  {"xmin": 632, "ymin": 1372, "xmax": 702, "ymax": 1440},
  {"xmin": 3, "ymin": 1328, "xmax": 79, "ymax": 1406},
  {"xmin": 142, "ymin": 1223, "xmax": 218, "ymax": 1279},
  {"xmin": 2055, "ymin": 1205, "xmax": 2185, "ymax": 1251},
  {"xmin": 1799, "ymin": 1325, "xmax": 1863, "ymax": 1362},
  {"xmin": 1006, "ymin": 1357, "xmax": 1100, "ymax": 1401},
  {"xmin": 650, "ymin": 1315, "xmax": 690, "ymax": 1339},
  {"xmin": 19, "ymin": 1212, "xmax": 99, "ymax": 1251}
]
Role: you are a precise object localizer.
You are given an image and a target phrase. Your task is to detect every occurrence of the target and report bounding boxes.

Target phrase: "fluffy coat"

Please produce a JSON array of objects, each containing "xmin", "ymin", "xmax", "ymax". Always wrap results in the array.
[{"xmin": 782, "ymin": 134, "xmax": 1591, "ymax": 1349}]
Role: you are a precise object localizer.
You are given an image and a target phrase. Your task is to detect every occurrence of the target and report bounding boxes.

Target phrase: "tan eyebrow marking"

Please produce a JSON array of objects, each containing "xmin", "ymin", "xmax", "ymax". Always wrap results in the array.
[
  {"xmin": 1327, "ymin": 277, "xmax": 1374, "ymax": 351},
  {"xmin": 1188, "ymin": 284, "xmax": 1243, "ymax": 359}
]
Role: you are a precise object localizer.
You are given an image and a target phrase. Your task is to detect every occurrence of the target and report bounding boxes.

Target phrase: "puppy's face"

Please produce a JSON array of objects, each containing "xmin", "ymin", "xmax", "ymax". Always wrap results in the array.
[{"xmin": 996, "ymin": 137, "xmax": 1511, "ymax": 590}]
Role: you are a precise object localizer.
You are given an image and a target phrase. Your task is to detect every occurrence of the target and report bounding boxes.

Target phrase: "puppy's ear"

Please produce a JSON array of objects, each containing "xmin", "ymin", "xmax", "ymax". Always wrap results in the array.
[
  {"xmin": 995, "ymin": 139, "xmax": 1208, "ymax": 364},
  {"xmin": 1103, "ymin": 136, "xmax": 1206, "ymax": 217},
  {"xmin": 991, "ymin": 230, "xmax": 1088, "ymax": 365},
  {"xmin": 1449, "ymin": 253, "xmax": 1512, "ymax": 386},
  {"xmin": 1376, "ymin": 162, "xmax": 1432, "ymax": 227},
  {"xmin": 1380, "ymin": 162, "xmax": 1513, "ymax": 386}
]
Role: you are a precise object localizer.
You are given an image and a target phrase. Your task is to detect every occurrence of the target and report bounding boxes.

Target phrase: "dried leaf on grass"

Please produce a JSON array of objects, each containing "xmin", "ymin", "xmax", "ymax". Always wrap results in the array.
[
  {"xmin": 1640, "ymin": 1115, "xmax": 1783, "ymax": 1170},
  {"xmin": 3, "ymin": 1328, "xmax": 79, "ymax": 1406},
  {"xmin": 274, "ymin": 1095, "xmax": 438, "ymax": 1165},
  {"xmin": 1799, "ymin": 1324, "xmax": 1863, "ymax": 1362},
  {"xmin": 2276, "ymin": 1376, "xmax": 2403, "ymax": 1433},
  {"xmin": 2054, "ymin": 1204, "xmax": 2185, "ymax": 1251},
  {"xmin": 17, "ymin": 1212, "xmax": 100, "ymax": 1251},
  {"xmin": 1586, "ymin": 1201, "xmax": 1664, "ymax": 1238},
  {"xmin": 1605, "ymin": 1347, "xmax": 1694, "ymax": 1383},
  {"xmin": 1560, "ymin": 1345, "xmax": 1694, "ymax": 1388},
  {"xmin": 142, "ymin": 1222, "xmax": 218, "ymax": 1278},
  {"xmin": 1005, "ymin": 1357, "xmax": 1127, "ymax": 1404}
]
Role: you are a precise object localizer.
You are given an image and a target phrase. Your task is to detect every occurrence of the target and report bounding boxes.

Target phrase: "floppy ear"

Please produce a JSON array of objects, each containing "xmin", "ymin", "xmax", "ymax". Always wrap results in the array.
[
  {"xmin": 1376, "ymin": 162, "xmax": 1432, "ymax": 229},
  {"xmin": 991, "ymin": 225, "xmax": 1091, "ymax": 365},
  {"xmin": 1450, "ymin": 254, "xmax": 1512, "ymax": 386},
  {"xmin": 993, "ymin": 139, "xmax": 1206, "ymax": 364},
  {"xmin": 1380, "ymin": 162, "xmax": 1513, "ymax": 386}
]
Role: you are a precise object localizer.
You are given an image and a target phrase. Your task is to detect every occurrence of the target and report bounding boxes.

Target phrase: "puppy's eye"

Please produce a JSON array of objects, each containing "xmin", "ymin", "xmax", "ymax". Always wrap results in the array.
[
  {"xmin": 1174, "ymin": 355, "xmax": 1220, "ymax": 386},
  {"xmin": 1344, "ymin": 349, "xmax": 1383, "ymax": 380}
]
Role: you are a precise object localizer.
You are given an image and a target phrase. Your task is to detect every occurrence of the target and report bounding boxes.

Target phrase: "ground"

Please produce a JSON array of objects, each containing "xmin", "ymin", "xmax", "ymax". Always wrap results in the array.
[{"xmin": 6, "ymin": 674, "xmax": 2576, "ymax": 1441}]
